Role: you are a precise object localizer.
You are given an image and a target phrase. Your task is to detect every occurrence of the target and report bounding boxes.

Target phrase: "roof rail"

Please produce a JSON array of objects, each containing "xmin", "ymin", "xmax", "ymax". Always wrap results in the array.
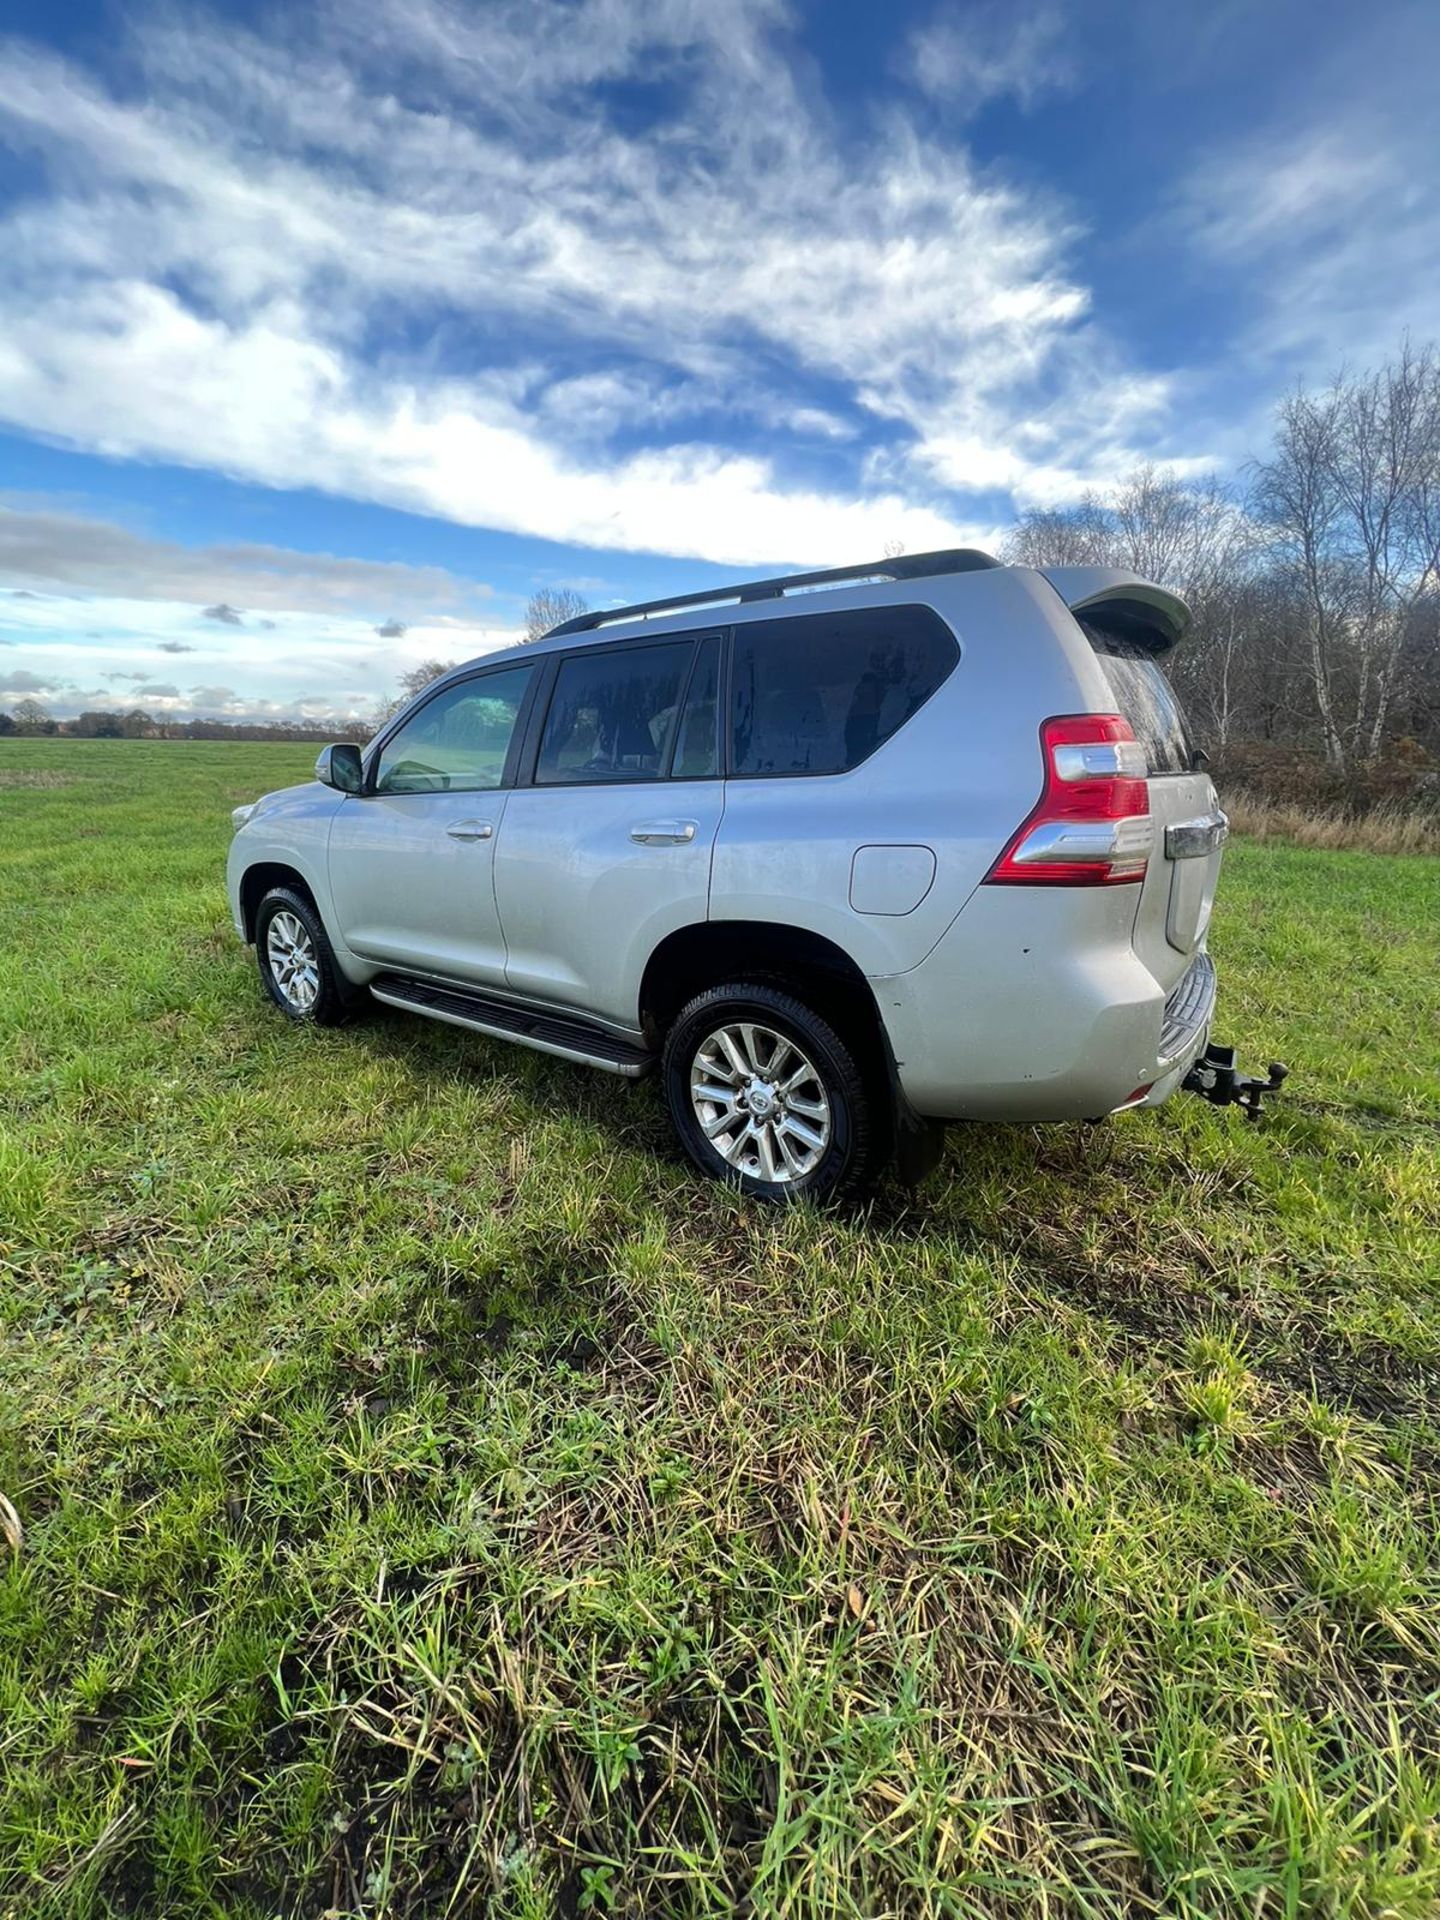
[{"xmin": 543, "ymin": 546, "xmax": 1001, "ymax": 637}]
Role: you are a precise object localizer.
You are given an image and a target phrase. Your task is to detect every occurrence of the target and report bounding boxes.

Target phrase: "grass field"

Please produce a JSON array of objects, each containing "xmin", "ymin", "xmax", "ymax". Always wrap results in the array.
[{"xmin": 2, "ymin": 738, "xmax": 1439, "ymax": 1919}]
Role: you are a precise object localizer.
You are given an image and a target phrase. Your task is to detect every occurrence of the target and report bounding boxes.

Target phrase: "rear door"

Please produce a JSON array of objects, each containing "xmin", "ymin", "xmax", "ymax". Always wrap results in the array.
[
  {"xmin": 708, "ymin": 602, "xmax": 969, "ymax": 977},
  {"xmin": 493, "ymin": 633, "xmax": 725, "ymax": 1028},
  {"xmin": 1084, "ymin": 625, "xmax": 1225, "ymax": 992}
]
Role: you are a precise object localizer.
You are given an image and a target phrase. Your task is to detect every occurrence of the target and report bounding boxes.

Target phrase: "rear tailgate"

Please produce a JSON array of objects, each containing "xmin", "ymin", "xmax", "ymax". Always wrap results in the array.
[{"xmin": 1043, "ymin": 569, "xmax": 1226, "ymax": 996}]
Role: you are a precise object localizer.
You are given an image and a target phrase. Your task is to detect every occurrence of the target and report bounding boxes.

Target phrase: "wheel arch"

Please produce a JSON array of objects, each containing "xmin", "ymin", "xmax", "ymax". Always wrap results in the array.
[
  {"xmin": 640, "ymin": 920, "xmax": 946, "ymax": 1186},
  {"xmin": 640, "ymin": 920, "xmax": 885, "ymax": 1071},
  {"xmin": 238, "ymin": 861, "xmax": 319, "ymax": 942}
]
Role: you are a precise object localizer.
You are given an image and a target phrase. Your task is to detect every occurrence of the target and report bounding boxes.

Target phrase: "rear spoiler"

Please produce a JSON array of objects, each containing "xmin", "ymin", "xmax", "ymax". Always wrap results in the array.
[{"xmin": 1039, "ymin": 567, "xmax": 1191, "ymax": 654}]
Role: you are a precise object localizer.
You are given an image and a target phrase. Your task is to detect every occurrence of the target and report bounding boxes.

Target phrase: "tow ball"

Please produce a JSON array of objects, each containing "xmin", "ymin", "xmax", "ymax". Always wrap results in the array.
[{"xmin": 1183, "ymin": 1044, "xmax": 1289, "ymax": 1121}]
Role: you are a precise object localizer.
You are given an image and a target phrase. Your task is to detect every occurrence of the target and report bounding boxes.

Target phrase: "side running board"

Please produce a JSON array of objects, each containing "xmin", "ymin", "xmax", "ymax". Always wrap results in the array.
[{"xmin": 370, "ymin": 973, "xmax": 654, "ymax": 1078}]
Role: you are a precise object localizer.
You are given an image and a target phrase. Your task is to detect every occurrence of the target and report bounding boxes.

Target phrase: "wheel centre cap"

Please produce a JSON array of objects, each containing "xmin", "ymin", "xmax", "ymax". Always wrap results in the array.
[{"xmin": 746, "ymin": 1079, "xmax": 777, "ymax": 1120}]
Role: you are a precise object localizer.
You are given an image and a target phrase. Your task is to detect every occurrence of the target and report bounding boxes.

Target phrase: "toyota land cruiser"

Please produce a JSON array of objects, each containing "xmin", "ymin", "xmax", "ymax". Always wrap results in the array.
[{"xmin": 227, "ymin": 549, "xmax": 1250, "ymax": 1200}]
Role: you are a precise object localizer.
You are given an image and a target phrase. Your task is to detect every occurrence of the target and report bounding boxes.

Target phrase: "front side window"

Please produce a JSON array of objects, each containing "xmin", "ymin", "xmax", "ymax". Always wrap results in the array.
[
  {"xmin": 732, "ymin": 605, "xmax": 957, "ymax": 777},
  {"xmin": 535, "ymin": 640, "xmax": 692, "ymax": 784},
  {"xmin": 373, "ymin": 665, "xmax": 534, "ymax": 794}
]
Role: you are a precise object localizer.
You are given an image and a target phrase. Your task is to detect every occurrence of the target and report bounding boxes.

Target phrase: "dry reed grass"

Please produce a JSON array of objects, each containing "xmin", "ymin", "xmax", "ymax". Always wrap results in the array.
[{"xmin": 1225, "ymin": 790, "xmax": 1440, "ymax": 856}]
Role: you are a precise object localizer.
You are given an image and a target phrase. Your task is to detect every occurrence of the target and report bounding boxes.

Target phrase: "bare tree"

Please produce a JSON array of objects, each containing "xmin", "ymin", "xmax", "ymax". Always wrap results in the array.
[
  {"xmin": 12, "ymin": 697, "xmax": 52, "ymax": 734},
  {"xmin": 1334, "ymin": 342, "xmax": 1440, "ymax": 757},
  {"xmin": 525, "ymin": 588, "xmax": 590, "ymax": 643},
  {"xmin": 1253, "ymin": 343, "xmax": 1440, "ymax": 767},
  {"xmin": 374, "ymin": 658, "xmax": 458, "ymax": 727},
  {"xmin": 1001, "ymin": 496, "xmax": 1114, "ymax": 569},
  {"xmin": 398, "ymin": 659, "xmax": 459, "ymax": 702},
  {"xmin": 1005, "ymin": 469, "xmax": 1262, "ymax": 750},
  {"xmin": 1251, "ymin": 384, "xmax": 1351, "ymax": 765},
  {"xmin": 1133, "ymin": 476, "xmax": 1257, "ymax": 750}
]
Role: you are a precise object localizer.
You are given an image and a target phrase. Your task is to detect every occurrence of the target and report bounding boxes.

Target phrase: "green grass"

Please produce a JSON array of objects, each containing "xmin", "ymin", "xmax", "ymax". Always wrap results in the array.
[{"xmin": 2, "ymin": 737, "xmax": 1439, "ymax": 1919}]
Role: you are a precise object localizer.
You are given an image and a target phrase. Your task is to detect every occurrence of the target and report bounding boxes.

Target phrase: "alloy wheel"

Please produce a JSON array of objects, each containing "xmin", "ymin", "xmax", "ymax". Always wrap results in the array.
[
  {"xmin": 689, "ymin": 1021, "xmax": 832, "ymax": 1184},
  {"xmin": 265, "ymin": 910, "xmax": 320, "ymax": 1014}
]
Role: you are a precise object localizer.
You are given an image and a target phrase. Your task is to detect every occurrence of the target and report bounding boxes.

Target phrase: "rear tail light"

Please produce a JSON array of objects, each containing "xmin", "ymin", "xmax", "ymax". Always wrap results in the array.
[{"xmin": 984, "ymin": 714, "xmax": 1151, "ymax": 887}]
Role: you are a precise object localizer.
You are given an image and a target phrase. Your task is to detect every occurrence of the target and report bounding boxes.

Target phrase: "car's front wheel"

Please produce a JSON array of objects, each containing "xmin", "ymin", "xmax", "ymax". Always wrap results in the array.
[
  {"xmin": 661, "ymin": 983, "xmax": 884, "ymax": 1202},
  {"xmin": 254, "ymin": 886, "xmax": 353, "ymax": 1026}
]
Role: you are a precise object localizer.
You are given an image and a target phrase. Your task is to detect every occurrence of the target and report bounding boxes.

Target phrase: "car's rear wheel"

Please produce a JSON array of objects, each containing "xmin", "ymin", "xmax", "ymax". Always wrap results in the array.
[
  {"xmin": 662, "ymin": 983, "xmax": 884, "ymax": 1202},
  {"xmin": 254, "ymin": 886, "xmax": 352, "ymax": 1026}
]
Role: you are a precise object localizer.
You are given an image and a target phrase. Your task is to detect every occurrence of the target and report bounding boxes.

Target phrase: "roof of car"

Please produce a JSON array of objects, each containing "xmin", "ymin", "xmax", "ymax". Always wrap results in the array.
[
  {"xmin": 436, "ymin": 547, "xmax": 1001, "ymax": 686},
  {"xmin": 431, "ymin": 547, "xmax": 1188, "ymax": 694},
  {"xmin": 542, "ymin": 547, "xmax": 1001, "ymax": 637}
]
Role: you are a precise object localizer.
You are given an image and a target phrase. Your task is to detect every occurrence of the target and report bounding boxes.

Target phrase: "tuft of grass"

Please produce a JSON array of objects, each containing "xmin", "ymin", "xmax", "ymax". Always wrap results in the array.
[
  {"xmin": 2, "ymin": 737, "xmax": 1440, "ymax": 1917},
  {"xmin": 1224, "ymin": 789, "xmax": 1440, "ymax": 857}
]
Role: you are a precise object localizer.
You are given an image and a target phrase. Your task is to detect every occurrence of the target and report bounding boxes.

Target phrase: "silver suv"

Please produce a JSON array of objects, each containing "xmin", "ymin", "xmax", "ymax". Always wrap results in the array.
[{"xmin": 227, "ymin": 549, "xmax": 1233, "ymax": 1200}]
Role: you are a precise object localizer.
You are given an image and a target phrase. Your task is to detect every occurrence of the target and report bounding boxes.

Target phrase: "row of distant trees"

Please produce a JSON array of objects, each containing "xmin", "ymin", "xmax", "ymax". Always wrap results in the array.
[
  {"xmin": 1005, "ymin": 340, "xmax": 1440, "ymax": 776},
  {"xmin": 0, "ymin": 702, "xmax": 384, "ymax": 744}
]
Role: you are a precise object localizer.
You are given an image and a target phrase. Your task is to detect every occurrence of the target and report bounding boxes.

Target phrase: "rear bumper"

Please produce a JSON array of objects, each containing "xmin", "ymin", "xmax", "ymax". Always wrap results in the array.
[
  {"xmin": 1129, "ymin": 952, "xmax": 1216, "ymax": 1106},
  {"xmin": 871, "ymin": 888, "xmax": 1216, "ymax": 1122},
  {"xmin": 1158, "ymin": 950, "xmax": 1215, "ymax": 1066}
]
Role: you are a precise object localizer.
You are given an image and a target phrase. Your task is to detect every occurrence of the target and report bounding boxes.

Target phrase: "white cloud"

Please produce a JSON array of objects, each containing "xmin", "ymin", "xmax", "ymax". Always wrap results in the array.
[
  {"xmin": 0, "ymin": 668, "xmax": 52, "ymax": 695},
  {"xmin": 0, "ymin": 2, "xmax": 1188, "ymax": 562},
  {"xmin": 0, "ymin": 275, "xmax": 990, "ymax": 565},
  {"xmin": 1176, "ymin": 8, "xmax": 1440, "ymax": 381},
  {"xmin": 0, "ymin": 500, "xmax": 495, "ymax": 617},
  {"xmin": 0, "ymin": 573, "xmax": 522, "ymax": 724},
  {"xmin": 899, "ymin": 2, "xmax": 1075, "ymax": 111}
]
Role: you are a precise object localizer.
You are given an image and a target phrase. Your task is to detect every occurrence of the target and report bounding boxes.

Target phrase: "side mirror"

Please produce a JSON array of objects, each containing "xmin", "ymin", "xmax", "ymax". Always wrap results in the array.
[{"xmin": 316, "ymin": 742, "xmax": 364, "ymax": 793}]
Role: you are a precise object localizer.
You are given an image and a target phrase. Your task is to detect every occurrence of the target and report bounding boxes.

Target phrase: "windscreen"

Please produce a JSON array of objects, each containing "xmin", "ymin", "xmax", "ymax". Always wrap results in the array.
[{"xmin": 1082, "ymin": 622, "xmax": 1194, "ymax": 775}]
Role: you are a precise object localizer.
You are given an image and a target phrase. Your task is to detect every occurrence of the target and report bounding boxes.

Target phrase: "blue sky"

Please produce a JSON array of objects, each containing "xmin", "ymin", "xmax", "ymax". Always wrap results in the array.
[{"xmin": 1, "ymin": 0, "xmax": 1436, "ymax": 724}]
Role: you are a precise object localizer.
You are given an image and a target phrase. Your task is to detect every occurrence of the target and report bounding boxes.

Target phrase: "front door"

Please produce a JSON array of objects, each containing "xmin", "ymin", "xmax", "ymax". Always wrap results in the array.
[
  {"xmin": 326, "ymin": 662, "xmax": 536, "ymax": 985},
  {"xmin": 494, "ymin": 634, "xmax": 724, "ymax": 1029}
]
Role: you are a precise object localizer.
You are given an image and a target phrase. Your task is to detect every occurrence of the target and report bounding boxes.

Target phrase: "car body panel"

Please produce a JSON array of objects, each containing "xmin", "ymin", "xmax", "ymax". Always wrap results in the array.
[
  {"xmin": 710, "ymin": 567, "xmax": 1101, "ymax": 979},
  {"xmin": 1038, "ymin": 568, "xmax": 1191, "ymax": 651},
  {"xmin": 494, "ymin": 779, "xmax": 724, "ymax": 1029},
  {"xmin": 872, "ymin": 885, "xmax": 1206, "ymax": 1121},
  {"xmin": 225, "ymin": 780, "xmax": 346, "ymax": 939},
  {"xmin": 325, "ymin": 787, "xmax": 513, "ymax": 987},
  {"xmin": 1126, "ymin": 770, "xmax": 1225, "ymax": 990}
]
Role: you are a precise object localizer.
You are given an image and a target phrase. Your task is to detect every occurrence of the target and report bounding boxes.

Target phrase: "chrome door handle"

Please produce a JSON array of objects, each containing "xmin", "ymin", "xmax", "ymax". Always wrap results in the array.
[
  {"xmin": 446, "ymin": 819, "xmax": 494, "ymax": 841},
  {"xmin": 629, "ymin": 819, "xmax": 698, "ymax": 845},
  {"xmin": 1165, "ymin": 810, "xmax": 1229, "ymax": 860}
]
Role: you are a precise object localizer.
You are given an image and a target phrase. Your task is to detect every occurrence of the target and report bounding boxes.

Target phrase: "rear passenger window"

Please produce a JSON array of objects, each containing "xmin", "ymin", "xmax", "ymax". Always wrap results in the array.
[
  {"xmin": 731, "ymin": 606, "xmax": 957, "ymax": 777},
  {"xmin": 536, "ymin": 640, "xmax": 691, "ymax": 785}
]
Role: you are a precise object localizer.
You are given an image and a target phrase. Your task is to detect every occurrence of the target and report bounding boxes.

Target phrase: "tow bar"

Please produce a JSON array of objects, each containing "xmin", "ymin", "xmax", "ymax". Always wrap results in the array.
[{"xmin": 1183, "ymin": 1044, "xmax": 1289, "ymax": 1121}]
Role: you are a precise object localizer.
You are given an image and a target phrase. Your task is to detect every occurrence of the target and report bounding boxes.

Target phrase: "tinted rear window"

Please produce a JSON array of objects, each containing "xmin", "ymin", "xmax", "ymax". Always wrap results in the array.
[
  {"xmin": 1083, "ymin": 624, "xmax": 1194, "ymax": 775},
  {"xmin": 732, "ymin": 605, "xmax": 957, "ymax": 777}
]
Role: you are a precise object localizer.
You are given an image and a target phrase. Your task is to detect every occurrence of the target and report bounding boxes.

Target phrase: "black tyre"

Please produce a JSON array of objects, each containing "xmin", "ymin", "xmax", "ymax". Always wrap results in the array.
[
  {"xmin": 661, "ymin": 982, "xmax": 885, "ymax": 1202},
  {"xmin": 254, "ymin": 886, "xmax": 354, "ymax": 1027}
]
